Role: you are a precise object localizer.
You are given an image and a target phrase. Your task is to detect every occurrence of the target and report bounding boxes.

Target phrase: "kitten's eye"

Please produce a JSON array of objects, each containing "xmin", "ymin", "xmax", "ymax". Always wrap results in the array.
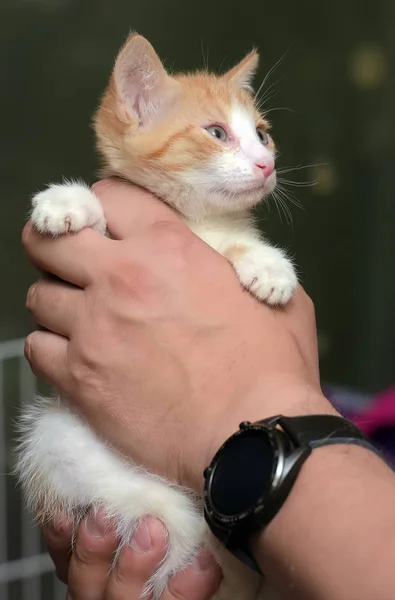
[
  {"xmin": 256, "ymin": 127, "xmax": 270, "ymax": 146},
  {"xmin": 205, "ymin": 125, "xmax": 228, "ymax": 142}
]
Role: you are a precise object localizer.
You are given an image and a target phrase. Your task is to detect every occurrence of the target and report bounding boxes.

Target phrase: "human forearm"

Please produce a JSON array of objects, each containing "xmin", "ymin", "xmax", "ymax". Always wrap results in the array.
[
  {"xmin": 192, "ymin": 383, "xmax": 395, "ymax": 600},
  {"xmin": 254, "ymin": 443, "xmax": 395, "ymax": 600}
]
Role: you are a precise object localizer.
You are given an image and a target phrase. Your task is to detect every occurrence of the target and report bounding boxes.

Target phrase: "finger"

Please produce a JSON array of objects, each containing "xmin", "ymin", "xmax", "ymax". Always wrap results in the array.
[
  {"xmin": 106, "ymin": 517, "xmax": 167, "ymax": 600},
  {"xmin": 26, "ymin": 279, "xmax": 83, "ymax": 338},
  {"xmin": 22, "ymin": 220, "xmax": 113, "ymax": 288},
  {"xmin": 42, "ymin": 511, "xmax": 74, "ymax": 584},
  {"xmin": 91, "ymin": 179, "xmax": 180, "ymax": 240},
  {"xmin": 164, "ymin": 550, "xmax": 222, "ymax": 600},
  {"xmin": 68, "ymin": 508, "xmax": 118, "ymax": 600},
  {"xmin": 25, "ymin": 330, "xmax": 68, "ymax": 388}
]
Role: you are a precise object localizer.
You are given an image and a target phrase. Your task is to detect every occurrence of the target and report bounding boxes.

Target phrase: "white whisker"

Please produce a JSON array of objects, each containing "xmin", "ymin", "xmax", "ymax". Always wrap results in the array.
[
  {"xmin": 256, "ymin": 79, "xmax": 282, "ymax": 110},
  {"xmin": 263, "ymin": 106, "xmax": 297, "ymax": 116},
  {"xmin": 200, "ymin": 38, "xmax": 209, "ymax": 70},
  {"xmin": 277, "ymin": 162, "xmax": 326, "ymax": 174},
  {"xmin": 254, "ymin": 47, "xmax": 290, "ymax": 101},
  {"xmin": 270, "ymin": 190, "xmax": 293, "ymax": 226},
  {"xmin": 276, "ymin": 184, "xmax": 304, "ymax": 210},
  {"xmin": 277, "ymin": 177, "xmax": 317, "ymax": 188}
]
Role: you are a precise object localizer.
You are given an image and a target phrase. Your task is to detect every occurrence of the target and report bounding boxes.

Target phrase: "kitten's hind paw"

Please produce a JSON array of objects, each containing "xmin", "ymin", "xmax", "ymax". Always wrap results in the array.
[{"xmin": 31, "ymin": 181, "xmax": 107, "ymax": 236}]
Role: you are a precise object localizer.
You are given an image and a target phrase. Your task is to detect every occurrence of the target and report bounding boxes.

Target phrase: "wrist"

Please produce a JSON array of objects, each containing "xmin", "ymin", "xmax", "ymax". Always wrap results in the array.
[
  {"xmin": 252, "ymin": 443, "xmax": 394, "ymax": 599},
  {"xmin": 186, "ymin": 382, "xmax": 338, "ymax": 495}
]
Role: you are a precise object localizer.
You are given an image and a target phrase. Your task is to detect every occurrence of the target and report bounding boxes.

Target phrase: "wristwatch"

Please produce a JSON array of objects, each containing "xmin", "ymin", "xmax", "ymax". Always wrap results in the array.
[{"xmin": 203, "ymin": 414, "xmax": 379, "ymax": 574}]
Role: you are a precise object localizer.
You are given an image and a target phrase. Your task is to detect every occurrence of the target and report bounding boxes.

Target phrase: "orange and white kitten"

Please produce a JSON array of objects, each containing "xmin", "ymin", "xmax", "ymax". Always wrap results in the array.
[{"xmin": 16, "ymin": 35, "xmax": 296, "ymax": 600}]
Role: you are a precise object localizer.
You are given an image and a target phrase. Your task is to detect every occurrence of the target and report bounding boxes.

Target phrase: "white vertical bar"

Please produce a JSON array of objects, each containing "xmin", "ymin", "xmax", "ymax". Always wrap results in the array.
[
  {"xmin": 0, "ymin": 359, "xmax": 9, "ymax": 600},
  {"xmin": 54, "ymin": 575, "xmax": 67, "ymax": 600},
  {"xmin": 0, "ymin": 553, "xmax": 54, "ymax": 582},
  {"xmin": 0, "ymin": 339, "xmax": 25, "ymax": 361},
  {"xmin": 19, "ymin": 357, "xmax": 42, "ymax": 600}
]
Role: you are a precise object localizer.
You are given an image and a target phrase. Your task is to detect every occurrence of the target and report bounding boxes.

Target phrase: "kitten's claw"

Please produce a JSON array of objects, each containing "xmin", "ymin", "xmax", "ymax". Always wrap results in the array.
[{"xmin": 31, "ymin": 182, "xmax": 107, "ymax": 236}]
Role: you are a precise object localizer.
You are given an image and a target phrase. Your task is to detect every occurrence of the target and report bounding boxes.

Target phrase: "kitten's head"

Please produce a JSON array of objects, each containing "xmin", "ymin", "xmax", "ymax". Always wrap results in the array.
[{"xmin": 94, "ymin": 34, "xmax": 277, "ymax": 220}]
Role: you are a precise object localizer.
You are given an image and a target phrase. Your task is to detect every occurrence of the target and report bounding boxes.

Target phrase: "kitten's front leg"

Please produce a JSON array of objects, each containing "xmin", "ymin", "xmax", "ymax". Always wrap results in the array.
[
  {"xmin": 187, "ymin": 218, "xmax": 297, "ymax": 306},
  {"xmin": 31, "ymin": 181, "xmax": 106, "ymax": 236},
  {"xmin": 223, "ymin": 241, "xmax": 297, "ymax": 305}
]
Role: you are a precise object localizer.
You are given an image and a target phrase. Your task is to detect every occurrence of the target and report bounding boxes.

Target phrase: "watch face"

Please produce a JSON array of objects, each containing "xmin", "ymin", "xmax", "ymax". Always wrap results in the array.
[{"xmin": 208, "ymin": 429, "xmax": 276, "ymax": 517}]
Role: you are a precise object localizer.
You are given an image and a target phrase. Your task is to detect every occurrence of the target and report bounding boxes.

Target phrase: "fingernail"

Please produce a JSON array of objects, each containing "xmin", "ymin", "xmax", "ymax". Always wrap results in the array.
[
  {"xmin": 191, "ymin": 549, "xmax": 213, "ymax": 571},
  {"xmin": 24, "ymin": 335, "xmax": 33, "ymax": 361},
  {"xmin": 25, "ymin": 283, "xmax": 37, "ymax": 311},
  {"xmin": 85, "ymin": 510, "xmax": 109, "ymax": 539},
  {"xmin": 130, "ymin": 519, "xmax": 153, "ymax": 553}
]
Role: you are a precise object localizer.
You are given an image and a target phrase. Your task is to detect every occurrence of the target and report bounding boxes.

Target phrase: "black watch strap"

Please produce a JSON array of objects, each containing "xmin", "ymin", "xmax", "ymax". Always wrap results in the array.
[
  {"xmin": 278, "ymin": 414, "xmax": 378, "ymax": 452},
  {"xmin": 204, "ymin": 414, "xmax": 381, "ymax": 577}
]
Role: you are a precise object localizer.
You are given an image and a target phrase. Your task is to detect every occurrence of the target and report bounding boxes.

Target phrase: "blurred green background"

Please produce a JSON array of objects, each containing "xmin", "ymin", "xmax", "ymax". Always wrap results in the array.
[
  {"xmin": 2, "ymin": 0, "xmax": 395, "ymax": 390},
  {"xmin": 0, "ymin": 0, "xmax": 394, "ymax": 597}
]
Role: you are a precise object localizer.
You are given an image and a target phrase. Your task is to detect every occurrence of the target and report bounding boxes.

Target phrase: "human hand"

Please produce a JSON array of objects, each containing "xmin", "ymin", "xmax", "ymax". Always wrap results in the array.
[
  {"xmin": 44, "ymin": 509, "xmax": 221, "ymax": 600},
  {"xmin": 23, "ymin": 178, "xmax": 336, "ymax": 493}
]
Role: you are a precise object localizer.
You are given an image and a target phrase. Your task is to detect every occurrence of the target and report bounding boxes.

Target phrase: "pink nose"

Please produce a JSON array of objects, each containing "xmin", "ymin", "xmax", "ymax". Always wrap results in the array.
[{"xmin": 255, "ymin": 160, "xmax": 274, "ymax": 178}]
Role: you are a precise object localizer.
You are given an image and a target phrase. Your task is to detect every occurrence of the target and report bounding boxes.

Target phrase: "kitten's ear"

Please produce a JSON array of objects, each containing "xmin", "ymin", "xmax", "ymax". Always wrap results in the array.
[
  {"xmin": 224, "ymin": 50, "xmax": 259, "ymax": 92},
  {"xmin": 112, "ymin": 34, "xmax": 173, "ymax": 124}
]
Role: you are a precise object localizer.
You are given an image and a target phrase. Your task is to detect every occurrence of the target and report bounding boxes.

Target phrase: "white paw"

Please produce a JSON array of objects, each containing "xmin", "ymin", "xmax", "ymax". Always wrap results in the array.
[
  {"xmin": 232, "ymin": 246, "xmax": 297, "ymax": 305},
  {"xmin": 31, "ymin": 181, "xmax": 107, "ymax": 236}
]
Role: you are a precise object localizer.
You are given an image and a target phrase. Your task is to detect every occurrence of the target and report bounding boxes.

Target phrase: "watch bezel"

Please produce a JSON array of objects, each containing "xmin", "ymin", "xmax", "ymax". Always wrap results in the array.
[{"xmin": 203, "ymin": 421, "xmax": 288, "ymax": 525}]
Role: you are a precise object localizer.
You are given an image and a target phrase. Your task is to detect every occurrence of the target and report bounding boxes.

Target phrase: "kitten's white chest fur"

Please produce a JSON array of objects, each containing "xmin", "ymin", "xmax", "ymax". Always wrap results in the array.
[{"xmin": 16, "ymin": 181, "xmax": 297, "ymax": 600}]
